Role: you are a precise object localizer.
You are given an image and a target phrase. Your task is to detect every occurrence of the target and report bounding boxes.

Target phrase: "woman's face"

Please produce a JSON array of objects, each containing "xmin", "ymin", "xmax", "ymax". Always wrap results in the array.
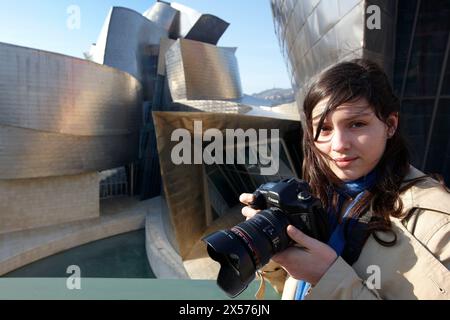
[{"xmin": 312, "ymin": 97, "xmax": 398, "ymax": 181}]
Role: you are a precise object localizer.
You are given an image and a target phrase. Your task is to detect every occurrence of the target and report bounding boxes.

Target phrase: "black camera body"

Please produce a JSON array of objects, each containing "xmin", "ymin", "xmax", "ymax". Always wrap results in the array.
[
  {"xmin": 202, "ymin": 178, "xmax": 329, "ymax": 298},
  {"xmin": 251, "ymin": 178, "xmax": 329, "ymax": 243}
]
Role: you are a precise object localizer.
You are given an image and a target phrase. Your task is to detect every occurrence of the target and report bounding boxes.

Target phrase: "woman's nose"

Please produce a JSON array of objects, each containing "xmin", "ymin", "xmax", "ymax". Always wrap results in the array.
[{"xmin": 331, "ymin": 129, "xmax": 351, "ymax": 152}]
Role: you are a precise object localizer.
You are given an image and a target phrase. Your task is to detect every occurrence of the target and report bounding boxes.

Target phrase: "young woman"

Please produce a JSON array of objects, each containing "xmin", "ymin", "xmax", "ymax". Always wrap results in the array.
[{"xmin": 240, "ymin": 59, "xmax": 450, "ymax": 300}]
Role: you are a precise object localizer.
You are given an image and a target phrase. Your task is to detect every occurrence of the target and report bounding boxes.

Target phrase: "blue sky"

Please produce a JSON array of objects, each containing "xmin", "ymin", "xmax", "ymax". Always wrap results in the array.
[{"xmin": 0, "ymin": 0, "xmax": 291, "ymax": 94}]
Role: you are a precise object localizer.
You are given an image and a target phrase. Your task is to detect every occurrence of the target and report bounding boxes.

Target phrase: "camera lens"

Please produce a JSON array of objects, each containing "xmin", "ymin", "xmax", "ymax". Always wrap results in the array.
[
  {"xmin": 202, "ymin": 207, "xmax": 292, "ymax": 297},
  {"xmin": 203, "ymin": 178, "xmax": 329, "ymax": 298}
]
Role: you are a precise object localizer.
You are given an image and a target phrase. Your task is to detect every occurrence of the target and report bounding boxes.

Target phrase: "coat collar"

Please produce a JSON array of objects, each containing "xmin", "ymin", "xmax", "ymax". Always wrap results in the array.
[{"xmin": 398, "ymin": 165, "xmax": 450, "ymax": 216}]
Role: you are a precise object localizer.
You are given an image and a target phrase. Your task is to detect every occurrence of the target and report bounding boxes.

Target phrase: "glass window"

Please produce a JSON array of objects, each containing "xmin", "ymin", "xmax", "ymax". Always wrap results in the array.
[
  {"xmin": 403, "ymin": 0, "xmax": 450, "ymax": 97},
  {"xmin": 441, "ymin": 54, "xmax": 450, "ymax": 95},
  {"xmin": 424, "ymin": 98, "xmax": 450, "ymax": 185},
  {"xmin": 207, "ymin": 168, "xmax": 239, "ymax": 208},
  {"xmin": 205, "ymin": 134, "xmax": 301, "ymax": 220},
  {"xmin": 283, "ymin": 129, "xmax": 303, "ymax": 177},
  {"xmin": 400, "ymin": 98, "xmax": 435, "ymax": 168},
  {"xmin": 393, "ymin": 0, "xmax": 419, "ymax": 95}
]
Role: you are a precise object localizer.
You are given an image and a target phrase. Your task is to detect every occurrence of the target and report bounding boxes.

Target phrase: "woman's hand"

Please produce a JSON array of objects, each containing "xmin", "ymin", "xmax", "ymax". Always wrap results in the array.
[
  {"xmin": 239, "ymin": 193, "xmax": 337, "ymax": 286},
  {"xmin": 239, "ymin": 193, "xmax": 260, "ymax": 219},
  {"xmin": 271, "ymin": 225, "xmax": 337, "ymax": 285}
]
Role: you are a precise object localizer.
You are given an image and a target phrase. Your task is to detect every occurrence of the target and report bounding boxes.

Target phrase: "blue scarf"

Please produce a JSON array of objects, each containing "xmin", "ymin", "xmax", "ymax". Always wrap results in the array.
[{"xmin": 295, "ymin": 169, "xmax": 377, "ymax": 300}]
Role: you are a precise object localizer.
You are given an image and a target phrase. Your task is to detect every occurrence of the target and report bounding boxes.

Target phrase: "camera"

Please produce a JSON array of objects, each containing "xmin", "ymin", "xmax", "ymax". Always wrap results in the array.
[{"xmin": 202, "ymin": 178, "xmax": 330, "ymax": 298}]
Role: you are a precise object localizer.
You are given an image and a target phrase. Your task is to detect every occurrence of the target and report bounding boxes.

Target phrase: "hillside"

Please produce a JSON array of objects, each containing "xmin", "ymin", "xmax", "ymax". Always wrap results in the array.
[{"xmin": 250, "ymin": 88, "xmax": 295, "ymax": 106}]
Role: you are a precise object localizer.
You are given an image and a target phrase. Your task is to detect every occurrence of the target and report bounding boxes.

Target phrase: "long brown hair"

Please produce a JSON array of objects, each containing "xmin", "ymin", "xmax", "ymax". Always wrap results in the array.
[{"xmin": 302, "ymin": 59, "xmax": 411, "ymax": 241}]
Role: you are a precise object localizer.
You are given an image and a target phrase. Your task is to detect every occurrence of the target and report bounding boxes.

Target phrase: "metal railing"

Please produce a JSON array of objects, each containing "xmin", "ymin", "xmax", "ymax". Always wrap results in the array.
[{"xmin": 99, "ymin": 167, "xmax": 129, "ymax": 199}]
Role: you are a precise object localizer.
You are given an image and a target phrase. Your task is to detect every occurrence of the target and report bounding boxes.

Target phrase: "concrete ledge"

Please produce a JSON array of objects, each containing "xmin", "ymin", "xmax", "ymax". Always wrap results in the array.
[
  {"xmin": 145, "ymin": 196, "xmax": 189, "ymax": 279},
  {"xmin": 0, "ymin": 196, "xmax": 149, "ymax": 275},
  {"xmin": 145, "ymin": 198, "xmax": 244, "ymax": 280}
]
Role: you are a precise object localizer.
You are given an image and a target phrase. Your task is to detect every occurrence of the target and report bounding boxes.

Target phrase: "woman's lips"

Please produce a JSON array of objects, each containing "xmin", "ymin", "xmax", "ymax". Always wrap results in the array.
[{"xmin": 333, "ymin": 157, "xmax": 358, "ymax": 168}]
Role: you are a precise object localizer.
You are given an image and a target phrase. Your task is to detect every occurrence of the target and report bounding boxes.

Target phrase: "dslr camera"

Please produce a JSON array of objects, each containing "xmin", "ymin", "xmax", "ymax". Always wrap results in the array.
[{"xmin": 202, "ymin": 178, "xmax": 329, "ymax": 298}]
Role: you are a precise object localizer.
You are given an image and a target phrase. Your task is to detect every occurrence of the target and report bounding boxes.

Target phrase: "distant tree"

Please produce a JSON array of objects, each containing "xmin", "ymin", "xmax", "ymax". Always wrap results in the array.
[{"xmin": 83, "ymin": 52, "xmax": 93, "ymax": 61}]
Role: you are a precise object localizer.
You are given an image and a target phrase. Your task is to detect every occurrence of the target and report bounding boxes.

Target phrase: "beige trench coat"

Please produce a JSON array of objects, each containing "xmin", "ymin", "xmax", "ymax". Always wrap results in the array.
[{"xmin": 264, "ymin": 166, "xmax": 450, "ymax": 300}]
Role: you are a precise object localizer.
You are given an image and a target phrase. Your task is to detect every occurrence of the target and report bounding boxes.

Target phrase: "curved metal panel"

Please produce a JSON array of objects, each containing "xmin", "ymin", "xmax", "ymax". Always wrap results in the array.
[
  {"xmin": 157, "ymin": 38, "xmax": 176, "ymax": 76},
  {"xmin": 184, "ymin": 14, "xmax": 230, "ymax": 46},
  {"xmin": 271, "ymin": 0, "xmax": 395, "ymax": 109},
  {"xmin": 90, "ymin": 7, "xmax": 167, "ymax": 88},
  {"xmin": 0, "ymin": 125, "xmax": 138, "ymax": 180},
  {"xmin": 143, "ymin": 2, "xmax": 178, "ymax": 35},
  {"xmin": 170, "ymin": 2, "xmax": 229, "ymax": 45},
  {"xmin": 166, "ymin": 39, "xmax": 243, "ymax": 101},
  {"xmin": 165, "ymin": 40, "xmax": 186, "ymax": 100},
  {"xmin": 0, "ymin": 42, "xmax": 142, "ymax": 136}
]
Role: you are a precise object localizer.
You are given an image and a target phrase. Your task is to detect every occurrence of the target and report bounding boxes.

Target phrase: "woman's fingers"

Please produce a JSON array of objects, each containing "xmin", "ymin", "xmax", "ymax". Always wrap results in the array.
[
  {"xmin": 286, "ymin": 225, "xmax": 317, "ymax": 250},
  {"xmin": 241, "ymin": 206, "xmax": 259, "ymax": 219},
  {"xmin": 239, "ymin": 193, "xmax": 255, "ymax": 205},
  {"xmin": 240, "ymin": 193, "xmax": 259, "ymax": 220}
]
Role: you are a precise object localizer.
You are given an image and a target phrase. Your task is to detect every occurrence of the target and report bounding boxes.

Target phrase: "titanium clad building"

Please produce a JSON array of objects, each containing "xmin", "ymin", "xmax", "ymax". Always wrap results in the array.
[
  {"xmin": 0, "ymin": 41, "xmax": 144, "ymax": 269},
  {"xmin": 271, "ymin": 0, "xmax": 450, "ymax": 184},
  {"xmin": 0, "ymin": 42, "xmax": 142, "ymax": 180}
]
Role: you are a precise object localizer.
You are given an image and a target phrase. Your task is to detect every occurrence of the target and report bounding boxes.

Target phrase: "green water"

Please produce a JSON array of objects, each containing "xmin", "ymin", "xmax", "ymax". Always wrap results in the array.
[
  {"xmin": 2, "ymin": 229, "xmax": 281, "ymax": 299},
  {"xmin": 4, "ymin": 229, "xmax": 155, "ymax": 278}
]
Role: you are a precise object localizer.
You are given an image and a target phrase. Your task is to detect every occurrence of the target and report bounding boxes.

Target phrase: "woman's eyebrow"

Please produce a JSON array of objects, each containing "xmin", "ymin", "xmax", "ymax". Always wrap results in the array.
[
  {"xmin": 312, "ymin": 116, "xmax": 322, "ymax": 126},
  {"xmin": 312, "ymin": 110, "xmax": 373, "ymax": 126},
  {"xmin": 344, "ymin": 111, "xmax": 373, "ymax": 121}
]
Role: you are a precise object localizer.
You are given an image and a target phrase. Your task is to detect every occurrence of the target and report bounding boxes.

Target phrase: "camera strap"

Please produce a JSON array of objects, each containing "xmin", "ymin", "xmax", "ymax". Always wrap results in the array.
[
  {"xmin": 327, "ymin": 191, "xmax": 367, "ymax": 257},
  {"xmin": 295, "ymin": 191, "xmax": 371, "ymax": 300},
  {"xmin": 328, "ymin": 169, "xmax": 378, "ymax": 265},
  {"xmin": 255, "ymin": 270, "xmax": 266, "ymax": 300},
  {"xmin": 341, "ymin": 205, "xmax": 373, "ymax": 265}
]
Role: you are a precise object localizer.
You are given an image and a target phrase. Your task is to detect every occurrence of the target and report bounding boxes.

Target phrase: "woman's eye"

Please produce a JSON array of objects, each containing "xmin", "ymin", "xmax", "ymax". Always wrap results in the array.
[
  {"xmin": 350, "ymin": 122, "xmax": 366, "ymax": 128},
  {"xmin": 320, "ymin": 126, "xmax": 333, "ymax": 135}
]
